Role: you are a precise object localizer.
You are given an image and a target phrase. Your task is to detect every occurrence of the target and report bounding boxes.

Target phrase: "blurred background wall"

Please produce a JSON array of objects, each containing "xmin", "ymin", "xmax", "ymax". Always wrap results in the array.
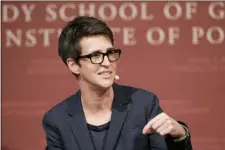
[{"xmin": 1, "ymin": 1, "xmax": 225, "ymax": 150}]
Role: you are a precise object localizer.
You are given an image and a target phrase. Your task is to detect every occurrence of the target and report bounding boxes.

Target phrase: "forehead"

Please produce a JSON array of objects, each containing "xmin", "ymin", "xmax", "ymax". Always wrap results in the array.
[{"xmin": 79, "ymin": 35, "xmax": 113, "ymax": 54}]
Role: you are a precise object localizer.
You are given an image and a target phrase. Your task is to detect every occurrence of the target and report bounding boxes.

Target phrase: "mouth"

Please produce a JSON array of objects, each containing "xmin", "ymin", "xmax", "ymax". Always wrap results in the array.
[{"xmin": 98, "ymin": 71, "xmax": 113, "ymax": 77}]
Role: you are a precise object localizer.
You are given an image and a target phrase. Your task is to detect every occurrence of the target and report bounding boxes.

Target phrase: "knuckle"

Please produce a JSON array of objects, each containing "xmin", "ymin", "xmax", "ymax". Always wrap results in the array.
[
  {"xmin": 169, "ymin": 125, "xmax": 173, "ymax": 130},
  {"xmin": 167, "ymin": 119, "xmax": 172, "ymax": 125},
  {"xmin": 152, "ymin": 124, "xmax": 157, "ymax": 130}
]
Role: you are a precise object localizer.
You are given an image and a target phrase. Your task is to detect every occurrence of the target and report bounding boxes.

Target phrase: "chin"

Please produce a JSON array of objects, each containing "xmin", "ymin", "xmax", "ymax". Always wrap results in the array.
[{"xmin": 96, "ymin": 79, "xmax": 114, "ymax": 90}]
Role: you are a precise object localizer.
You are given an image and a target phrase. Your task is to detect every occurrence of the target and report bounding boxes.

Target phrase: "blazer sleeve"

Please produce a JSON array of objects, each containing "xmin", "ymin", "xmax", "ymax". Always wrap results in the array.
[
  {"xmin": 165, "ymin": 121, "xmax": 193, "ymax": 150},
  {"xmin": 42, "ymin": 113, "xmax": 65, "ymax": 150}
]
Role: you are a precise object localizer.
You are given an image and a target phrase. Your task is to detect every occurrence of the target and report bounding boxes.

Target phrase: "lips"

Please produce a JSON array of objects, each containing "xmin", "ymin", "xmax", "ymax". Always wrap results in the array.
[
  {"xmin": 98, "ymin": 71, "xmax": 112, "ymax": 75},
  {"xmin": 98, "ymin": 71, "xmax": 113, "ymax": 79}
]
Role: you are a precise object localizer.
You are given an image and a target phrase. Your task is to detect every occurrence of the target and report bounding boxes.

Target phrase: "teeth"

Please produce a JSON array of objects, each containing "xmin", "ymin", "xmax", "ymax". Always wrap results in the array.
[{"xmin": 101, "ymin": 72, "xmax": 110, "ymax": 75}]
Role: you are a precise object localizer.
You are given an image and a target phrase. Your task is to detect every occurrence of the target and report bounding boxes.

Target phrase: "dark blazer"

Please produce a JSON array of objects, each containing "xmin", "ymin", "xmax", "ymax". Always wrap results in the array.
[{"xmin": 42, "ymin": 83, "xmax": 192, "ymax": 150}]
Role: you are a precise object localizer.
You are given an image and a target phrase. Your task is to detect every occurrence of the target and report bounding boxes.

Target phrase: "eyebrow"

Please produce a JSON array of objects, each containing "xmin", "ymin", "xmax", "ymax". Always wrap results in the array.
[{"xmin": 88, "ymin": 47, "xmax": 114, "ymax": 54}]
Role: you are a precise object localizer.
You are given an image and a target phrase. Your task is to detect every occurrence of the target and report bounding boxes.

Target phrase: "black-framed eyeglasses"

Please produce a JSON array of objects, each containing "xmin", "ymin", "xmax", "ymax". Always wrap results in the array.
[{"xmin": 78, "ymin": 49, "xmax": 121, "ymax": 64}]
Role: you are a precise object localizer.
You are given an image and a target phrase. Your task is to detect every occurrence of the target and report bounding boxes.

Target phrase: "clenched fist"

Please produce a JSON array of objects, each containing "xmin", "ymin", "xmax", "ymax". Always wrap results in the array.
[{"xmin": 143, "ymin": 112, "xmax": 187, "ymax": 139}]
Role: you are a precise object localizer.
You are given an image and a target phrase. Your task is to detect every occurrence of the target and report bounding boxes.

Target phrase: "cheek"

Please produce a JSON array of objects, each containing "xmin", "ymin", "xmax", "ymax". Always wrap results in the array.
[
  {"xmin": 82, "ymin": 64, "xmax": 99, "ymax": 75},
  {"xmin": 112, "ymin": 63, "xmax": 117, "ymax": 70}
]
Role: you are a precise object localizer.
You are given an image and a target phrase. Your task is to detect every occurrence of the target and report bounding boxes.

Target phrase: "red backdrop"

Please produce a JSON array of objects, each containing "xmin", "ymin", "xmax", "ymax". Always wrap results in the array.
[{"xmin": 2, "ymin": 1, "xmax": 225, "ymax": 150}]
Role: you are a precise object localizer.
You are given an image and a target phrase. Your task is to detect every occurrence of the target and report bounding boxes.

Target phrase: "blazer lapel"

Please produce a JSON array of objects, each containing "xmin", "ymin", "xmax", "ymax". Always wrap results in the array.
[
  {"xmin": 104, "ymin": 84, "xmax": 132, "ymax": 150},
  {"xmin": 66, "ymin": 91, "xmax": 95, "ymax": 150}
]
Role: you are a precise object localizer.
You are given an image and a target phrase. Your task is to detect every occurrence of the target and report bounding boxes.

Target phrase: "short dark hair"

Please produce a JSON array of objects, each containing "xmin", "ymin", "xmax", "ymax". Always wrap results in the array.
[{"xmin": 58, "ymin": 16, "xmax": 114, "ymax": 65}]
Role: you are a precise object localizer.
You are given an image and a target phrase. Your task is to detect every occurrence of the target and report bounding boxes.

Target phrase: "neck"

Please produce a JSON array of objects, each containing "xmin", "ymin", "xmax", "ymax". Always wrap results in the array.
[{"xmin": 79, "ymin": 82, "xmax": 114, "ymax": 113}]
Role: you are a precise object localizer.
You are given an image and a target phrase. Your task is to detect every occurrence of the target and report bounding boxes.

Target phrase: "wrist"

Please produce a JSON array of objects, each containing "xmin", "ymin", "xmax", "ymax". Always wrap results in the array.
[{"xmin": 174, "ymin": 125, "xmax": 189, "ymax": 142}]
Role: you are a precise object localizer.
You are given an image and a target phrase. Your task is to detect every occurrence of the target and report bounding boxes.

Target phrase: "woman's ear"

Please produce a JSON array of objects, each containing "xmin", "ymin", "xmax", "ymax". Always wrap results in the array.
[{"xmin": 66, "ymin": 58, "xmax": 80, "ymax": 75}]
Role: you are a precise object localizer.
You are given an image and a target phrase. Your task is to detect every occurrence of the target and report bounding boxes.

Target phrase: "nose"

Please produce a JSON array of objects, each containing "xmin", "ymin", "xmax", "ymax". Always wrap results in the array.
[{"xmin": 101, "ymin": 55, "xmax": 111, "ymax": 66}]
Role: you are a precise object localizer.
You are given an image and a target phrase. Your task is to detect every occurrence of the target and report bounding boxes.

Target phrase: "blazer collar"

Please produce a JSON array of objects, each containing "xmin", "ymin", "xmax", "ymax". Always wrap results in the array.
[{"xmin": 66, "ymin": 83, "xmax": 132, "ymax": 150}]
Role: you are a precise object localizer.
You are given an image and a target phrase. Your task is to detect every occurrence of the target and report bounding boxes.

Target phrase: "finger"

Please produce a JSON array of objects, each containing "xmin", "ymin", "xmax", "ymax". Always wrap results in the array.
[
  {"xmin": 145, "ymin": 113, "xmax": 164, "ymax": 129},
  {"xmin": 142, "ymin": 126, "xmax": 154, "ymax": 135},
  {"xmin": 159, "ymin": 122, "xmax": 176, "ymax": 136},
  {"xmin": 156, "ymin": 121, "xmax": 170, "ymax": 133},
  {"xmin": 158, "ymin": 125, "xmax": 173, "ymax": 136},
  {"xmin": 142, "ymin": 113, "xmax": 165, "ymax": 134},
  {"xmin": 151, "ymin": 116, "xmax": 168, "ymax": 131},
  {"xmin": 143, "ymin": 117, "xmax": 161, "ymax": 134}
]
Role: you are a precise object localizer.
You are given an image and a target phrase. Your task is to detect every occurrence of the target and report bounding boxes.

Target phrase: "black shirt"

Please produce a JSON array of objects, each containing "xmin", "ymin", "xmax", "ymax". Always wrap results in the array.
[{"xmin": 87, "ymin": 122, "xmax": 110, "ymax": 150}]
